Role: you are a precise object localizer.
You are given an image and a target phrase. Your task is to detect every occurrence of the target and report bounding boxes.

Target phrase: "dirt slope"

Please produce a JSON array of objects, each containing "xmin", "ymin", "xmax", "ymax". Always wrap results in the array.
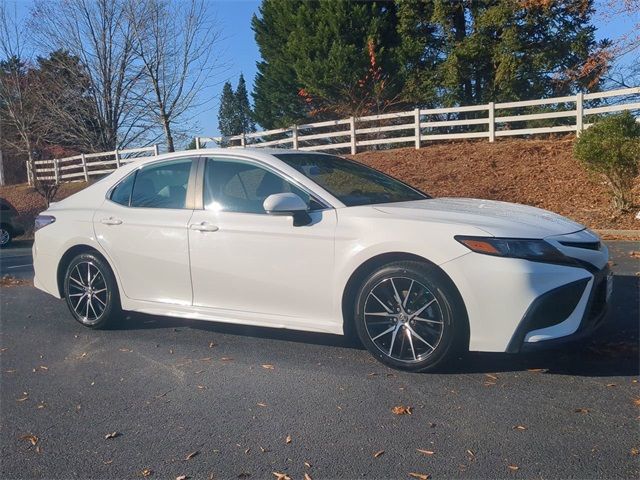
[
  {"xmin": 1, "ymin": 137, "xmax": 638, "ymax": 236},
  {"xmin": 351, "ymin": 137, "xmax": 639, "ymax": 231}
]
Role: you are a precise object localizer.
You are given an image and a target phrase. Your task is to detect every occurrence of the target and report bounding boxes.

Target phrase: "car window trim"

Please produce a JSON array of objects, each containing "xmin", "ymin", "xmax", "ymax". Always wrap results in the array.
[
  {"xmin": 105, "ymin": 157, "xmax": 199, "ymax": 210},
  {"xmin": 194, "ymin": 156, "xmax": 333, "ymax": 212}
]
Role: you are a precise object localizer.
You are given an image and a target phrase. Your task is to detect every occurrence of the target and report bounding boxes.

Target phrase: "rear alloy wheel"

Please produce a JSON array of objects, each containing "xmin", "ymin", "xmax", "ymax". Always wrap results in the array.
[
  {"xmin": 0, "ymin": 226, "xmax": 11, "ymax": 247},
  {"xmin": 64, "ymin": 253, "xmax": 121, "ymax": 329},
  {"xmin": 354, "ymin": 261, "xmax": 466, "ymax": 372}
]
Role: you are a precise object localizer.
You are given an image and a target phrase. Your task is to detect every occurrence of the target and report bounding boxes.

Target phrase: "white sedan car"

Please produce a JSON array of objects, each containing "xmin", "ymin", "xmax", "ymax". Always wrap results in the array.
[{"xmin": 33, "ymin": 149, "xmax": 611, "ymax": 371}]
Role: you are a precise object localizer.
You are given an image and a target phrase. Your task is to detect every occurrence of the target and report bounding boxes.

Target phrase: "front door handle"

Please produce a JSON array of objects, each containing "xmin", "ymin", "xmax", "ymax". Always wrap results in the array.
[
  {"xmin": 101, "ymin": 217, "xmax": 123, "ymax": 225},
  {"xmin": 189, "ymin": 222, "xmax": 219, "ymax": 232}
]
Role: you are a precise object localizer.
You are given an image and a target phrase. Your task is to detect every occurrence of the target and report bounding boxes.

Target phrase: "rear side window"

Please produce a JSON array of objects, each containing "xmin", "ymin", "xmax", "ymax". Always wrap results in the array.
[
  {"xmin": 130, "ymin": 159, "xmax": 193, "ymax": 209},
  {"xmin": 110, "ymin": 172, "xmax": 136, "ymax": 206}
]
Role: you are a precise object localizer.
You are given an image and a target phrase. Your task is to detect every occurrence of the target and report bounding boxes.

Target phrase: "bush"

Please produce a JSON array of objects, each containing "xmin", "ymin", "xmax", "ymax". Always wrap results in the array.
[{"xmin": 574, "ymin": 111, "xmax": 640, "ymax": 212}]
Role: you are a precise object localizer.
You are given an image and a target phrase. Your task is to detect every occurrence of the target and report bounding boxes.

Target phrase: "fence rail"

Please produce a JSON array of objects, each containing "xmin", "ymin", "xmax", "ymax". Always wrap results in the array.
[
  {"xmin": 29, "ymin": 86, "xmax": 639, "ymax": 184},
  {"xmin": 29, "ymin": 145, "xmax": 159, "ymax": 185},
  {"xmin": 197, "ymin": 86, "xmax": 640, "ymax": 155}
]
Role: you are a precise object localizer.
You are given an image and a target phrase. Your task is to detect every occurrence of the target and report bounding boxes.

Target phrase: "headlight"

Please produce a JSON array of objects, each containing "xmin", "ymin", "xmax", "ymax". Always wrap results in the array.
[
  {"xmin": 454, "ymin": 235, "xmax": 578, "ymax": 266},
  {"xmin": 34, "ymin": 215, "xmax": 56, "ymax": 232}
]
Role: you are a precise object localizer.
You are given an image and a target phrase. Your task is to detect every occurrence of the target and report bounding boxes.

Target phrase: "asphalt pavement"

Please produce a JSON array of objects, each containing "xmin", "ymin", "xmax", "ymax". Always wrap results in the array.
[{"xmin": 0, "ymin": 242, "xmax": 638, "ymax": 479}]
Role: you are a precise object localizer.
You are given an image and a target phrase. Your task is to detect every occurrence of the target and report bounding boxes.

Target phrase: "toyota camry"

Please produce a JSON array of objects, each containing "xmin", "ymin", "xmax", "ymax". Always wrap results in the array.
[{"xmin": 32, "ymin": 149, "xmax": 611, "ymax": 371}]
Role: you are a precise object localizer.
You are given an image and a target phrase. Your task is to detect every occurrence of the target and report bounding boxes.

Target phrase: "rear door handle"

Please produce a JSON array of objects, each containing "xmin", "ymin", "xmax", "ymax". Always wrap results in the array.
[
  {"xmin": 189, "ymin": 222, "xmax": 219, "ymax": 232},
  {"xmin": 101, "ymin": 217, "xmax": 122, "ymax": 225}
]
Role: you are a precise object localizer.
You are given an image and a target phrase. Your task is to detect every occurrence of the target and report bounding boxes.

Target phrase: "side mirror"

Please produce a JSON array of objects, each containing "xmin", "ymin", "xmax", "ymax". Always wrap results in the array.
[{"xmin": 263, "ymin": 193, "xmax": 312, "ymax": 226}]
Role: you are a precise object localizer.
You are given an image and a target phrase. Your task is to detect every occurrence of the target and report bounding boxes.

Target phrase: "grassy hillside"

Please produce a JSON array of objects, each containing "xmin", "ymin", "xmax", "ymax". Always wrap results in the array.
[{"xmin": 1, "ymin": 137, "xmax": 638, "ymax": 237}]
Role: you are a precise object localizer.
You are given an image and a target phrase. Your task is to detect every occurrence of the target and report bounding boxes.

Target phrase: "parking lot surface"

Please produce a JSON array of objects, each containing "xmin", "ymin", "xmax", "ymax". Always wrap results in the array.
[{"xmin": 0, "ymin": 242, "xmax": 638, "ymax": 479}]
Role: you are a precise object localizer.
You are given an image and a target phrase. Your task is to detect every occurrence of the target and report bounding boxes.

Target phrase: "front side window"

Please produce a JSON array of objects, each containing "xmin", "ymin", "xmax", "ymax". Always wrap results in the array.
[
  {"xmin": 275, "ymin": 153, "xmax": 428, "ymax": 207},
  {"xmin": 204, "ymin": 158, "xmax": 322, "ymax": 214},
  {"xmin": 130, "ymin": 159, "xmax": 193, "ymax": 209}
]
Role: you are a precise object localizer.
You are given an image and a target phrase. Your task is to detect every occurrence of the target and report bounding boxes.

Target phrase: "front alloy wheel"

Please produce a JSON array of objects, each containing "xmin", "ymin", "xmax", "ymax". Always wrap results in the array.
[
  {"xmin": 64, "ymin": 253, "xmax": 121, "ymax": 329},
  {"xmin": 354, "ymin": 261, "xmax": 466, "ymax": 372},
  {"xmin": 0, "ymin": 227, "xmax": 11, "ymax": 247}
]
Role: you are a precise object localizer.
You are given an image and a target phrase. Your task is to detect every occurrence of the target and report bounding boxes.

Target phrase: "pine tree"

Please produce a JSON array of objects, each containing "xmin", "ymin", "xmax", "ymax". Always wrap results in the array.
[
  {"xmin": 217, "ymin": 81, "xmax": 236, "ymax": 137},
  {"xmin": 234, "ymin": 74, "xmax": 256, "ymax": 134}
]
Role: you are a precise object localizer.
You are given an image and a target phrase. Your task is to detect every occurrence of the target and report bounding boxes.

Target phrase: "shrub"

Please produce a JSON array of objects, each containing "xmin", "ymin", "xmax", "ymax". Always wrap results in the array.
[{"xmin": 574, "ymin": 111, "xmax": 640, "ymax": 212}]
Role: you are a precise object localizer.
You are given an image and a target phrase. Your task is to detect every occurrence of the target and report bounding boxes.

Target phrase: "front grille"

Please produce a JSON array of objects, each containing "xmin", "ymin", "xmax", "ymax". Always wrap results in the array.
[{"xmin": 559, "ymin": 240, "xmax": 601, "ymax": 251}]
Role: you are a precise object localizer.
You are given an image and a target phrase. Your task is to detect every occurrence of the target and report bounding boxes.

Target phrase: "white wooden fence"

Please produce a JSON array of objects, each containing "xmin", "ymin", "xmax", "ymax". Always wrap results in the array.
[
  {"xmin": 29, "ymin": 86, "xmax": 639, "ymax": 184},
  {"xmin": 197, "ymin": 86, "xmax": 640, "ymax": 154},
  {"xmin": 29, "ymin": 145, "xmax": 158, "ymax": 185}
]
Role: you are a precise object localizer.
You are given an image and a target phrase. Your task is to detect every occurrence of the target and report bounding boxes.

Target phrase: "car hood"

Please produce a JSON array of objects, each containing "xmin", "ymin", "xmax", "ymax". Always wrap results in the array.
[{"xmin": 373, "ymin": 198, "xmax": 585, "ymax": 238}]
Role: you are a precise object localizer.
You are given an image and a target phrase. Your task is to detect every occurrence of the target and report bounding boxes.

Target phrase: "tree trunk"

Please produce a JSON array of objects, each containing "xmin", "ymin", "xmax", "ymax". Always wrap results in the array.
[{"xmin": 161, "ymin": 113, "xmax": 175, "ymax": 152}]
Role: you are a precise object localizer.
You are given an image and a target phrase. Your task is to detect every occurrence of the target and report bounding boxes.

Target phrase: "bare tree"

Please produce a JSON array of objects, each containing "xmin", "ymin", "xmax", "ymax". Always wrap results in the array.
[
  {"xmin": 0, "ymin": 2, "xmax": 59, "ymax": 204},
  {"xmin": 128, "ymin": 0, "xmax": 224, "ymax": 152},
  {"xmin": 30, "ymin": 0, "xmax": 150, "ymax": 150}
]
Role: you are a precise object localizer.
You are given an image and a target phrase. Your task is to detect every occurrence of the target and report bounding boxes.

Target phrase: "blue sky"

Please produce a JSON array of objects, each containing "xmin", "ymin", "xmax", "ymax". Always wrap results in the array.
[{"xmin": 7, "ymin": 0, "xmax": 638, "ymax": 143}]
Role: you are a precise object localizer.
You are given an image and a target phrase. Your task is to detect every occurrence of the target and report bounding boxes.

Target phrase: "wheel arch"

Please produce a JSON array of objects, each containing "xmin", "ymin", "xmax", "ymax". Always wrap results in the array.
[
  {"xmin": 340, "ymin": 252, "xmax": 469, "ymax": 348},
  {"xmin": 56, "ymin": 244, "xmax": 117, "ymax": 298}
]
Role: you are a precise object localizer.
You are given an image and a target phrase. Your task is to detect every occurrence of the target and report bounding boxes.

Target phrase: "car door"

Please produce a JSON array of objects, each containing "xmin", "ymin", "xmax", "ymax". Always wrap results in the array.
[
  {"xmin": 188, "ymin": 156, "xmax": 338, "ymax": 328},
  {"xmin": 94, "ymin": 158, "xmax": 197, "ymax": 305}
]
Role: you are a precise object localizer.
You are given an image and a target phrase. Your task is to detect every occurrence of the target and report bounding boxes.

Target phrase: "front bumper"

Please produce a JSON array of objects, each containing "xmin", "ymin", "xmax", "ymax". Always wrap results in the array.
[{"xmin": 507, "ymin": 264, "xmax": 610, "ymax": 352}]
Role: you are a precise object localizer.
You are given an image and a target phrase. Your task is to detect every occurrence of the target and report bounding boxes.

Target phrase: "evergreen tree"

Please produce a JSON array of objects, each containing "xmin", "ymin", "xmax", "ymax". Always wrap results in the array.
[
  {"xmin": 252, "ymin": 0, "xmax": 307, "ymax": 129},
  {"xmin": 218, "ymin": 81, "xmax": 236, "ymax": 137},
  {"xmin": 234, "ymin": 74, "xmax": 256, "ymax": 134}
]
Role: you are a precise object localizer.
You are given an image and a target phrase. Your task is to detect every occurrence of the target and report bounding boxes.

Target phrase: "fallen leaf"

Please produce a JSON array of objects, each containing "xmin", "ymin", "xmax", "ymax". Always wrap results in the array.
[
  {"xmin": 606, "ymin": 383, "xmax": 616, "ymax": 387},
  {"xmin": 37, "ymin": 403, "xmax": 47, "ymax": 409},
  {"xmin": 103, "ymin": 460, "xmax": 113, "ymax": 465},
  {"xmin": 260, "ymin": 446, "xmax": 270, "ymax": 453},
  {"xmin": 527, "ymin": 368, "xmax": 548, "ymax": 373},
  {"xmin": 513, "ymin": 425, "xmax": 527, "ymax": 431},
  {"xmin": 285, "ymin": 435, "xmax": 292, "ymax": 444},
  {"xmin": 408, "ymin": 473, "xmax": 430, "ymax": 480},
  {"xmin": 244, "ymin": 448, "xmax": 250, "ymax": 454},
  {"xmin": 272, "ymin": 473, "xmax": 291, "ymax": 480},
  {"xmin": 417, "ymin": 449, "xmax": 435, "ymax": 455},
  {"xmin": 631, "ymin": 447, "xmax": 639, "ymax": 456},
  {"xmin": 176, "ymin": 476, "xmax": 189, "ymax": 480},
  {"xmin": 21, "ymin": 434, "xmax": 38, "ymax": 446},
  {"xmin": 35, "ymin": 445, "xmax": 42, "ymax": 454},
  {"xmin": 221, "ymin": 357, "xmax": 233, "ymax": 361},
  {"xmin": 304, "ymin": 474, "xmax": 313, "ymax": 480},
  {"xmin": 39, "ymin": 365, "xmax": 48, "ymax": 370},
  {"xmin": 119, "ymin": 348, "xmax": 133, "ymax": 352},
  {"xmin": 141, "ymin": 468, "xmax": 153, "ymax": 477},
  {"xmin": 17, "ymin": 395, "xmax": 29, "ymax": 402},
  {"xmin": 373, "ymin": 450, "xmax": 385, "ymax": 458},
  {"xmin": 262, "ymin": 364, "xmax": 275, "ymax": 370},
  {"xmin": 466, "ymin": 449, "xmax": 476, "ymax": 459},
  {"xmin": 574, "ymin": 408, "xmax": 590, "ymax": 414},
  {"xmin": 508, "ymin": 465, "xmax": 520, "ymax": 471},
  {"xmin": 485, "ymin": 373, "xmax": 498, "ymax": 380},
  {"xmin": 197, "ymin": 385, "xmax": 205, "ymax": 390},
  {"xmin": 257, "ymin": 402, "xmax": 268, "ymax": 407},
  {"xmin": 104, "ymin": 432, "xmax": 120, "ymax": 439},
  {"xmin": 185, "ymin": 451, "xmax": 199, "ymax": 460},
  {"xmin": 392, "ymin": 405, "xmax": 413, "ymax": 415},
  {"xmin": 630, "ymin": 251, "xmax": 640, "ymax": 258},
  {"xmin": 634, "ymin": 398, "xmax": 640, "ymax": 407},
  {"xmin": 304, "ymin": 461, "xmax": 312, "ymax": 468},
  {"xmin": 209, "ymin": 342, "xmax": 216, "ymax": 348}
]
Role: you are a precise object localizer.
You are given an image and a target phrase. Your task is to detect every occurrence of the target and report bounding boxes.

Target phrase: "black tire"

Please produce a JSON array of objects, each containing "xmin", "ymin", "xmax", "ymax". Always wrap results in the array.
[
  {"xmin": 0, "ymin": 225, "xmax": 12, "ymax": 248},
  {"xmin": 63, "ymin": 252, "xmax": 121, "ymax": 329},
  {"xmin": 354, "ymin": 261, "xmax": 467, "ymax": 372}
]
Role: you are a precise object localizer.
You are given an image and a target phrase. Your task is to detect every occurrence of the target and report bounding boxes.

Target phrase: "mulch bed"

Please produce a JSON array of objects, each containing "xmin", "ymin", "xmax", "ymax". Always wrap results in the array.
[{"xmin": 351, "ymin": 137, "xmax": 639, "ymax": 231}]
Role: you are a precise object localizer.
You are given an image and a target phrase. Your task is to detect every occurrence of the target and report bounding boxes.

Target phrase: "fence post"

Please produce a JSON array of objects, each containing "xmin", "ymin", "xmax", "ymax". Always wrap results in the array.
[
  {"xmin": 241, "ymin": 132, "xmax": 246, "ymax": 148},
  {"xmin": 115, "ymin": 149, "xmax": 121, "ymax": 168},
  {"xmin": 82, "ymin": 153, "xmax": 89, "ymax": 182},
  {"xmin": 349, "ymin": 116, "xmax": 357, "ymax": 155},
  {"xmin": 575, "ymin": 92, "xmax": 584, "ymax": 136},
  {"xmin": 414, "ymin": 108, "xmax": 421, "ymax": 150},
  {"xmin": 54, "ymin": 159, "xmax": 60, "ymax": 184},
  {"xmin": 153, "ymin": 144, "xmax": 159, "ymax": 156},
  {"xmin": 488, "ymin": 102, "xmax": 495, "ymax": 142},
  {"xmin": 292, "ymin": 125, "xmax": 299, "ymax": 150},
  {"xmin": 195, "ymin": 137, "xmax": 201, "ymax": 149}
]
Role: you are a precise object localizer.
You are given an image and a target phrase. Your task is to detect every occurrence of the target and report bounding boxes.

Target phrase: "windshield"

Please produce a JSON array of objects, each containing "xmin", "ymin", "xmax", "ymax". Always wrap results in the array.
[{"xmin": 275, "ymin": 153, "xmax": 429, "ymax": 207}]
